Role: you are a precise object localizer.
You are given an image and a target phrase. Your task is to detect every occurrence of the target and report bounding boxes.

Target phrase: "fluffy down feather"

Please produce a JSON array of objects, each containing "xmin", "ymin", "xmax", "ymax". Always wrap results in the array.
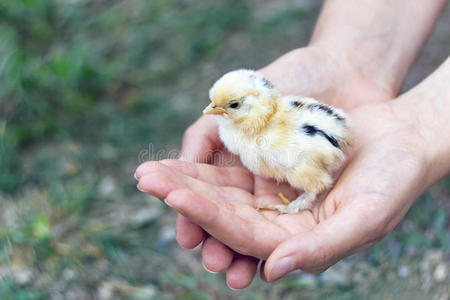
[{"xmin": 204, "ymin": 69, "xmax": 352, "ymax": 213}]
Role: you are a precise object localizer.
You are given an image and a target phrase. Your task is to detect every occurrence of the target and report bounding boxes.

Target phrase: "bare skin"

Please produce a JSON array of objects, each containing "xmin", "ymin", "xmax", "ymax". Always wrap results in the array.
[{"xmin": 136, "ymin": 0, "xmax": 448, "ymax": 290}]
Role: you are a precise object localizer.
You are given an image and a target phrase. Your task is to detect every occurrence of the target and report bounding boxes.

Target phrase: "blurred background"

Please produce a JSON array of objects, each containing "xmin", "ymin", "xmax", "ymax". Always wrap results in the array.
[{"xmin": 0, "ymin": 0, "xmax": 449, "ymax": 299}]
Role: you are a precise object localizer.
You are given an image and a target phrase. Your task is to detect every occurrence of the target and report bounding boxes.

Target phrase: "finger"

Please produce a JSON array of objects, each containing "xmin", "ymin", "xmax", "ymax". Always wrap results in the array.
[
  {"xmin": 138, "ymin": 159, "xmax": 254, "ymax": 193},
  {"xmin": 176, "ymin": 214, "xmax": 204, "ymax": 249},
  {"xmin": 180, "ymin": 115, "xmax": 222, "ymax": 163},
  {"xmin": 226, "ymin": 255, "xmax": 259, "ymax": 290},
  {"xmin": 264, "ymin": 208, "xmax": 379, "ymax": 281},
  {"xmin": 137, "ymin": 162, "xmax": 253, "ymax": 205},
  {"xmin": 166, "ymin": 188, "xmax": 288, "ymax": 259},
  {"xmin": 202, "ymin": 237, "xmax": 233, "ymax": 273},
  {"xmin": 137, "ymin": 162, "xmax": 186, "ymax": 199}
]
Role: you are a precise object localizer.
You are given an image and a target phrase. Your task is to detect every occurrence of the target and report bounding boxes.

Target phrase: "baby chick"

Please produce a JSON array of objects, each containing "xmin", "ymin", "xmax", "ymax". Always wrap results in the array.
[{"xmin": 203, "ymin": 69, "xmax": 352, "ymax": 213}]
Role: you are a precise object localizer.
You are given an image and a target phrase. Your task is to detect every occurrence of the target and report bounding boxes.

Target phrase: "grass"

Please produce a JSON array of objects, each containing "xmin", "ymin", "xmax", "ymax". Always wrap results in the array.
[{"xmin": 0, "ymin": 0, "xmax": 449, "ymax": 298}]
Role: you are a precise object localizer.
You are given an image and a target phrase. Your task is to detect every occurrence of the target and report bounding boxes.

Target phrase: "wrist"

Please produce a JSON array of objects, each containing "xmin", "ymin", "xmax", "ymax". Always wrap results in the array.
[
  {"xmin": 309, "ymin": 0, "xmax": 446, "ymax": 101},
  {"xmin": 260, "ymin": 46, "xmax": 394, "ymax": 110},
  {"xmin": 392, "ymin": 57, "xmax": 450, "ymax": 186},
  {"xmin": 309, "ymin": 43, "xmax": 397, "ymax": 102},
  {"xmin": 309, "ymin": 41, "xmax": 398, "ymax": 98}
]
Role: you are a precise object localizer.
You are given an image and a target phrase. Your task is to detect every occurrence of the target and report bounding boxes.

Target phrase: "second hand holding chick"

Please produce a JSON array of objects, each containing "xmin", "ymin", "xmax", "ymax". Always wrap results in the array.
[{"xmin": 203, "ymin": 69, "xmax": 352, "ymax": 213}]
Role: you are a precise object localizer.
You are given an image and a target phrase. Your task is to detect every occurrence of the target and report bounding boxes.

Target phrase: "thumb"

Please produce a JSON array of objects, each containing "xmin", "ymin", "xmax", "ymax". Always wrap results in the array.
[
  {"xmin": 179, "ymin": 115, "xmax": 222, "ymax": 163},
  {"xmin": 176, "ymin": 115, "xmax": 223, "ymax": 251},
  {"xmin": 264, "ymin": 209, "xmax": 383, "ymax": 281}
]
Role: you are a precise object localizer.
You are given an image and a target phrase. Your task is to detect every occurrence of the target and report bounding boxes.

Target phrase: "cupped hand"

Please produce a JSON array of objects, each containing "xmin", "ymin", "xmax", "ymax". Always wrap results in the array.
[
  {"xmin": 135, "ymin": 47, "xmax": 401, "ymax": 289},
  {"xmin": 136, "ymin": 94, "xmax": 430, "ymax": 286}
]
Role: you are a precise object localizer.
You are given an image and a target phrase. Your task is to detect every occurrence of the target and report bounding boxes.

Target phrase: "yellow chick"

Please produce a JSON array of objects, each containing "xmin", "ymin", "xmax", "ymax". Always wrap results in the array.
[{"xmin": 203, "ymin": 69, "xmax": 352, "ymax": 213}]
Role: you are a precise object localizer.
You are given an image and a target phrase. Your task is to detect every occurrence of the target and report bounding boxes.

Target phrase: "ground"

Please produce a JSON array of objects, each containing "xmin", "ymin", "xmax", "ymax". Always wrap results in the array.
[{"xmin": 0, "ymin": 1, "xmax": 449, "ymax": 299}]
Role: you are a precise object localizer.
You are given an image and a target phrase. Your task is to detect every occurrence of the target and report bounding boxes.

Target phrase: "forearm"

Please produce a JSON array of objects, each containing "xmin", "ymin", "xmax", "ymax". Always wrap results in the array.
[
  {"xmin": 392, "ymin": 56, "xmax": 450, "ymax": 186},
  {"xmin": 310, "ymin": 0, "xmax": 447, "ymax": 96}
]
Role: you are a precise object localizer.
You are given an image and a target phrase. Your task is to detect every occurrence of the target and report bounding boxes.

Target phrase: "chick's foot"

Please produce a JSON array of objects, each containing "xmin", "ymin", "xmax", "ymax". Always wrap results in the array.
[
  {"xmin": 277, "ymin": 192, "xmax": 291, "ymax": 205},
  {"xmin": 258, "ymin": 193, "xmax": 315, "ymax": 214}
]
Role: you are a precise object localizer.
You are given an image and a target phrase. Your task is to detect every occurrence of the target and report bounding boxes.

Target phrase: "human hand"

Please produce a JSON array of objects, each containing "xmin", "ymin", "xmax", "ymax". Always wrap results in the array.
[
  {"xmin": 136, "ymin": 45, "xmax": 398, "ymax": 289},
  {"xmin": 136, "ymin": 98, "xmax": 432, "ymax": 284},
  {"xmin": 136, "ymin": 58, "xmax": 450, "ymax": 288}
]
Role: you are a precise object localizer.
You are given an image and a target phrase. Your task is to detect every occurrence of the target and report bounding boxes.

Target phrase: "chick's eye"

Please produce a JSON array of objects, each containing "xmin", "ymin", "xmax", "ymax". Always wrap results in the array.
[{"xmin": 229, "ymin": 102, "xmax": 240, "ymax": 109}]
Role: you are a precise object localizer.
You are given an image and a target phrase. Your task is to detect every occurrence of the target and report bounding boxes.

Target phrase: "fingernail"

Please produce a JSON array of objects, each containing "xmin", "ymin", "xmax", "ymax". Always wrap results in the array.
[
  {"xmin": 260, "ymin": 268, "xmax": 268, "ymax": 282},
  {"xmin": 226, "ymin": 281, "xmax": 239, "ymax": 291},
  {"xmin": 269, "ymin": 257, "xmax": 294, "ymax": 281},
  {"xmin": 202, "ymin": 261, "xmax": 219, "ymax": 274},
  {"xmin": 136, "ymin": 184, "xmax": 144, "ymax": 192},
  {"xmin": 133, "ymin": 172, "xmax": 138, "ymax": 180}
]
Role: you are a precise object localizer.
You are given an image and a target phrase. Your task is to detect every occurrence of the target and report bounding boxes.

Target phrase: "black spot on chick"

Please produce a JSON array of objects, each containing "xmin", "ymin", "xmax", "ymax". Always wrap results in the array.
[
  {"xmin": 334, "ymin": 115, "xmax": 344, "ymax": 121},
  {"xmin": 306, "ymin": 103, "xmax": 345, "ymax": 122},
  {"xmin": 302, "ymin": 124, "xmax": 340, "ymax": 149},
  {"xmin": 291, "ymin": 101, "xmax": 304, "ymax": 108},
  {"xmin": 306, "ymin": 103, "xmax": 333, "ymax": 115},
  {"xmin": 302, "ymin": 124, "xmax": 318, "ymax": 136},
  {"xmin": 262, "ymin": 78, "xmax": 274, "ymax": 89}
]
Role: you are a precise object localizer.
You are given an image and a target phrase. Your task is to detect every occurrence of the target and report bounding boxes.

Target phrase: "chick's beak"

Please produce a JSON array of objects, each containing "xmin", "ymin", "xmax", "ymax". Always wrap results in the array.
[{"xmin": 203, "ymin": 103, "xmax": 226, "ymax": 115}]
